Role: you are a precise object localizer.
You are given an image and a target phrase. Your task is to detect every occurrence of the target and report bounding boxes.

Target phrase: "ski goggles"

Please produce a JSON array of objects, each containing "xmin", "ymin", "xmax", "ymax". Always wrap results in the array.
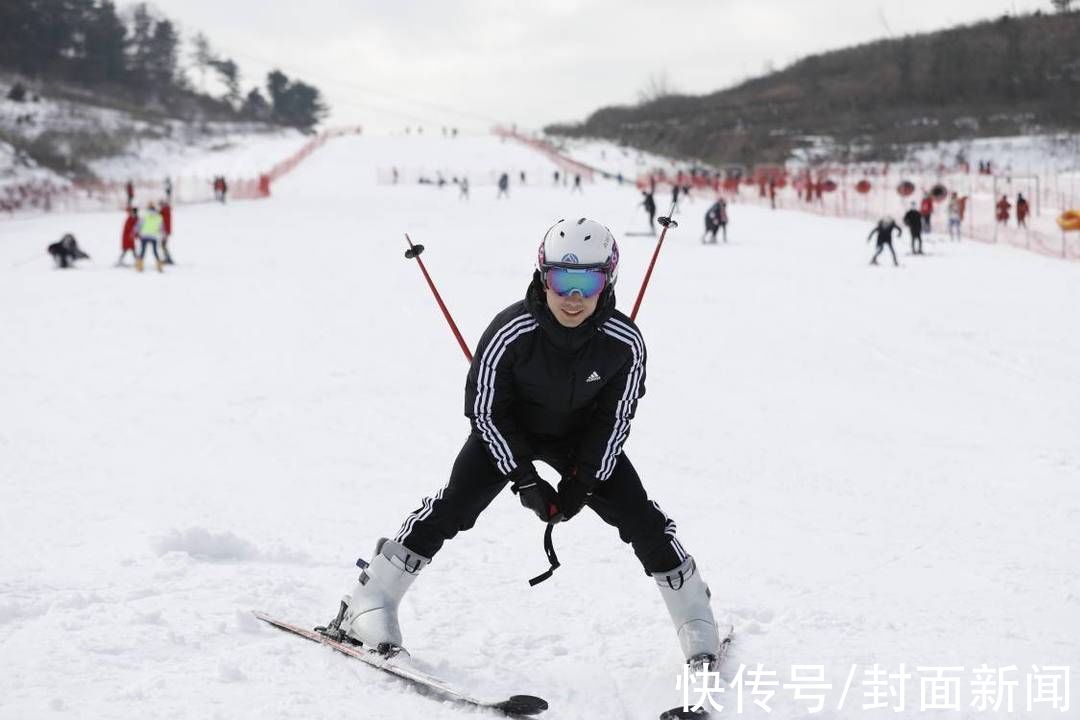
[{"xmin": 542, "ymin": 265, "xmax": 608, "ymax": 298}]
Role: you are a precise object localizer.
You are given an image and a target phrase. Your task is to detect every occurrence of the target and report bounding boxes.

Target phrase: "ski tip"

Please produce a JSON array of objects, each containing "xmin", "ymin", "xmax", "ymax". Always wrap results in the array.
[{"xmin": 497, "ymin": 694, "xmax": 549, "ymax": 715}]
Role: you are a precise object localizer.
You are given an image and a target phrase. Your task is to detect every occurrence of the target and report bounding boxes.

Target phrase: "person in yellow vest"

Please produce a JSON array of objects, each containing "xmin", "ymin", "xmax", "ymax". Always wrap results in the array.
[{"xmin": 136, "ymin": 202, "xmax": 165, "ymax": 273}]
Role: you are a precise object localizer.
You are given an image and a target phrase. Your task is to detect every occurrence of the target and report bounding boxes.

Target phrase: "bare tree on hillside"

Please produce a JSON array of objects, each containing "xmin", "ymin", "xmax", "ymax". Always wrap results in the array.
[
  {"xmin": 1050, "ymin": 0, "xmax": 1074, "ymax": 11},
  {"xmin": 637, "ymin": 70, "xmax": 677, "ymax": 105}
]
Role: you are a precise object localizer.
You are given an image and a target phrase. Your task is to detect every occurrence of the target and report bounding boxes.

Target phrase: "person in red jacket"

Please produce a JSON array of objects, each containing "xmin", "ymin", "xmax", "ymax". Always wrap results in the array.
[
  {"xmin": 116, "ymin": 206, "xmax": 138, "ymax": 266},
  {"xmin": 160, "ymin": 200, "xmax": 174, "ymax": 264},
  {"xmin": 919, "ymin": 193, "xmax": 934, "ymax": 234},
  {"xmin": 996, "ymin": 195, "xmax": 1011, "ymax": 224}
]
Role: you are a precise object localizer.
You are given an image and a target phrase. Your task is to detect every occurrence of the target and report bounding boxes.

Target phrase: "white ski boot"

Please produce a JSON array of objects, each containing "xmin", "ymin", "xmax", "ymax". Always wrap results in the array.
[
  {"xmin": 654, "ymin": 555, "xmax": 722, "ymax": 669},
  {"xmin": 323, "ymin": 538, "xmax": 429, "ymax": 652}
]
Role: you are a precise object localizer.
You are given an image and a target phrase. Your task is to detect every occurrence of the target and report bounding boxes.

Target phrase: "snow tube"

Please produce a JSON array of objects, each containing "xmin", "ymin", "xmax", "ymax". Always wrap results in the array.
[
  {"xmin": 1057, "ymin": 210, "xmax": 1080, "ymax": 232},
  {"xmin": 855, "ymin": 179, "xmax": 872, "ymax": 194},
  {"xmin": 931, "ymin": 183, "xmax": 948, "ymax": 200},
  {"xmin": 820, "ymin": 179, "xmax": 838, "ymax": 193},
  {"xmin": 897, "ymin": 180, "xmax": 915, "ymax": 197}
]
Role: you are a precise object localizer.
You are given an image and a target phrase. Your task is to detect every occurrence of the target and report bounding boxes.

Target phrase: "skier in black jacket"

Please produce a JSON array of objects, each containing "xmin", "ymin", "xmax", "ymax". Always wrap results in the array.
[
  {"xmin": 325, "ymin": 218, "xmax": 724, "ymax": 672},
  {"xmin": 902, "ymin": 203, "xmax": 924, "ymax": 255},
  {"xmin": 868, "ymin": 216, "xmax": 902, "ymax": 266},
  {"xmin": 641, "ymin": 190, "xmax": 657, "ymax": 233},
  {"xmin": 47, "ymin": 233, "xmax": 90, "ymax": 269},
  {"xmin": 703, "ymin": 199, "xmax": 728, "ymax": 244}
]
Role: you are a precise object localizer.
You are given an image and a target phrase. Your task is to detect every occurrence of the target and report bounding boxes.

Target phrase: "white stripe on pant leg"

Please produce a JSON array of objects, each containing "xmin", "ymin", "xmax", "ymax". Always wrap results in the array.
[
  {"xmin": 671, "ymin": 536, "xmax": 688, "ymax": 562},
  {"xmin": 650, "ymin": 500, "xmax": 687, "ymax": 562},
  {"xmin": 401, "ymin": 484, "xmax": 447, "ymax": 541},
  {"xmin": 395, "ymin": 483, "xmax": 448, "ymax": 544},
  {"xmin": 394, "ymin": 496, "xmax": 431, "ymax": 543}
]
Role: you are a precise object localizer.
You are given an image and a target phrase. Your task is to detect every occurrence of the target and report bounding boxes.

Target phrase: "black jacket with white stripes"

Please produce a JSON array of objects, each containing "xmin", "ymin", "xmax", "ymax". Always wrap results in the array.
[{"xmin": 464, "ymin": 273, "xmax": 647, "ymax": 489}]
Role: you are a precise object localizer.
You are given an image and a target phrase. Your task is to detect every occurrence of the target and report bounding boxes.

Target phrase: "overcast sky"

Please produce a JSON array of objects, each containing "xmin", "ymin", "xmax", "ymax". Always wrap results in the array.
[{"xmin": 147, "ymin": 0, "xmax": 1052, "ymax": 133}]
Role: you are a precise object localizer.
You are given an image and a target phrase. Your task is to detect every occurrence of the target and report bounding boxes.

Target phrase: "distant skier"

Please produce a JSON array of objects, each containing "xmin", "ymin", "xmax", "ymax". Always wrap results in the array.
[
  {"xmin": 947, "ymin": 192, "xmax": 963, "ymax": 241},
  {"xmin": 160, "ymin": 200, "xmax": 174, "ymax": 264},
  {"xmin": 553, "ymin": 170, "xmax": 560, "ymax": 186},
  {"xmin": 671, "ymin": 184, "xmax": 681, "ymax": 208},
  {"xmin": 571, "ymin": 174, "xmax": 583, "ymax": 194},
  {"xmin": 125, "ymin": 180, "xmax": 134, "ymax": 209},
  {"xmin": 703, "ymin": 198, "xmax": 728, "ymax": 244},
  {"xmin": 496, "ymin": 172, "xmax": 510, "ymax": 199},
  {"xmin": 48, "ymin": 233, "xmax": 89, "ymax": 269},
  {"xmin": 458, "ymin": 176, "xmax": 469, "ymax": 200},
  {"xmin": 164, "ymin": 176, "xmax": 173, "ymax": 202},
  {"xmin": 1016, "ymin": 193, "xmax": 1030, "ymax": 228},
  {"xmin": 641, "ymin": 190, "xmax": 656, "ymax": 234},
  {"xmin": 213, "ymin": 176, "xmax": 228, "ymax": 203},
  {"xmin": 319, "ymin": 217, "xmax": 727, "ymax": 677},
  {"xmin": 136, "ymin": 202, "xmax": 165, "ymax": 273},
  {"xmin": 902, "ymin": 202, "xmax": 924, "ymax": 255},
  {"xmin": 117, "ymin": 207, "xmax": 139, "ymax": 266},
  {"xmin": 920, "ymin": 193, "xmax": 933, "ymax": 234},
  {"xmin": 868, "ymin": 216, "xmax": 901, "ymax": 266},
  {"xmin": 995, "ymin": 195, "xmax": 1011, "ymax": 225},
  {"xmin": 520, "ymin": 170, "xmax": 526, "ymax": 184}
]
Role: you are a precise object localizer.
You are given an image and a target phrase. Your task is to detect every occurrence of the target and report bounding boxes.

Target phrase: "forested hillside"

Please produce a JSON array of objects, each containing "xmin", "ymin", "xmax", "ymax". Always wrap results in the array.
[{"xmin": 547, "ymin": 11, "xmax": 1080, "ymax": 165}]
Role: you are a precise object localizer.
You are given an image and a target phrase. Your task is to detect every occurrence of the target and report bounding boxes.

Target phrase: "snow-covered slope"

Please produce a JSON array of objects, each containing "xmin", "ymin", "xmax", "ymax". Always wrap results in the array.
[
  {"xmin": 0, "ymin": 76, "xmax": 305, "ymax": 198},
  {"xmin": 0, "ymin": 134, "xmax": 1077, "ymax": 720}
]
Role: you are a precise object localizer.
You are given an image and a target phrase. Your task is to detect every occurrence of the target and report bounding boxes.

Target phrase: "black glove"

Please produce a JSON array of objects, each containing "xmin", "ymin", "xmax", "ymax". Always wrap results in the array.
[
  {"xmin": 556, "ymin": 467, "xmax": 594, "ymax": 521},
  {"xmin": 509, "ymin": 464, "xmax": 561, "ymax": 523}
]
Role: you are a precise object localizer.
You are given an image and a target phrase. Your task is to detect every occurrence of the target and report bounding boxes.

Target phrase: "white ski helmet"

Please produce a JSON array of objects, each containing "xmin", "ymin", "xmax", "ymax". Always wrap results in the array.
[{"xmin": 537, "ymin": 217, "xmax": 619, "ymax": 283}]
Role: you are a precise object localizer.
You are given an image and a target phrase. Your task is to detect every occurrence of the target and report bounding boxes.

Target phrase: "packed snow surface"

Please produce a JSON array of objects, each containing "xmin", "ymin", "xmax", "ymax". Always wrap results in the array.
[{"xmin": 1, "ymin": 133, "xmax": 1077, "ymax": 719}]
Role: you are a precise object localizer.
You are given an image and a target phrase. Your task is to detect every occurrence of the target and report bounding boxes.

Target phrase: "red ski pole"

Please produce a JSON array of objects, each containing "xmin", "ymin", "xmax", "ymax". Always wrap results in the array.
[
  {"xmin": 630, "ymin": 200, "xmax": 678, "ymax": 322},
  {"xmin": 404, "ymin": 234, "xmax": 473, "ymax": 363}
]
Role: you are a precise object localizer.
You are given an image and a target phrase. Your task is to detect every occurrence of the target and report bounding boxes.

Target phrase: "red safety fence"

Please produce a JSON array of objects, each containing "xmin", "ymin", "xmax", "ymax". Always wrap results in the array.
[
  {"xmin": 493, "ymin": 126, "xmax": 596, "ymax": 182},
  {"xmin": 635, "ymin": 163, "xmax": 1080, "ymax": 262},
  {"xmin": 1, "ymin": 125, "xmax": 362, "ymax": 217}
]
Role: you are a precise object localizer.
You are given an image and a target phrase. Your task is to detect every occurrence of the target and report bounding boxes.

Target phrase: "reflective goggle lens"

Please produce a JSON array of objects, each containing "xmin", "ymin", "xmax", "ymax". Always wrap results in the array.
[{"xmin": 544, "ymin": 266, "xmax": 607, "ymax": 298}]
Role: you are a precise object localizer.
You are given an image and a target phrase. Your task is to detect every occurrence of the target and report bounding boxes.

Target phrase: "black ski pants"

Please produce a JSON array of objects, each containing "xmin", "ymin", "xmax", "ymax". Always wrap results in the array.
[
  {"xmin": 871, "ymin": 240, "xmax": 898, "ymax": 266},
  {"xmin": 395, "ymin": 434, "xmax": 688, "ymax": 575}
]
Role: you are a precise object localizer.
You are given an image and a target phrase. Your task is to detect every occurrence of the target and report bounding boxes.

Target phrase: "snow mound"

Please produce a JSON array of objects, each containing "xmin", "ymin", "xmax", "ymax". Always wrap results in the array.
[
  {"xmin": 154, "ymin": 527, "xmax": 261, "ymax": 561},
  {"xmin": 153, "ymin": 527, "xmax": 309, "ymax": 564}
]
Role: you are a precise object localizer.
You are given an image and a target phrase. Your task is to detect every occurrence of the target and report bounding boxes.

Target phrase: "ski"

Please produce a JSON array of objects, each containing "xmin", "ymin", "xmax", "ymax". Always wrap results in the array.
[
  {"xmin": 658, "ymin": 626, "xmax": 735, "ymax": 720},
  {"xmin": 252, "ymin": 611, "xmax": 548, "ymax": 717}
]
